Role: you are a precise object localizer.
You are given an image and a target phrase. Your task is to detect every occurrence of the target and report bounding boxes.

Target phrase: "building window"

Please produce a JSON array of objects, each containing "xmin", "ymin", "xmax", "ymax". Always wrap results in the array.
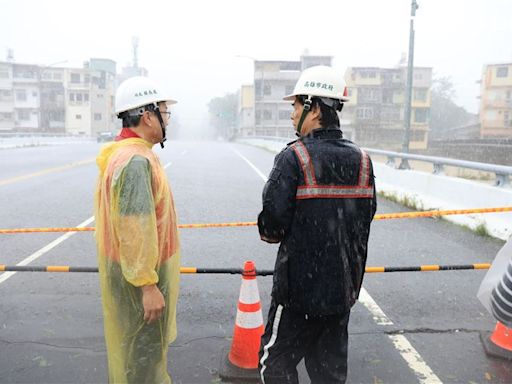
[
  {"xmin": 496, "ymin": 67, "xmax": 509, "ymax": 78},
  {"xmin": 94, "ymin": 113, "xmax": 102, "ymax": 121},
  {"xmin": 70, "ymin": 73, "xmax": 81, "ymax": 83},
  {"xmin": 356, "ymin": 108, "xmax": 373, "ymax": 120},
  {"xmin": 15, "ymin": 89, "xmax": 27, "ymax": 101},
  {"xmin": 84, "ymin": 74, "xmax": 90, "ymax": 84},
  {"xmin": 97, "ymin": 93, "xmax": 104, "ymax": 98},
  {"xmin": 414, "ymin": 73, "xmax": 423, "ymax": 80},
  {"xmin": 0, "ymin": 70, "xmax": 9, "ymax": 78},
  {"xmin": 264, "ymin": 85, "xmax": 271, "ymax": 96},
  {"xmin": 359, "ymin": 88, "xmax": 379, "ymax": 102},
  {"xmin": 32, "ymin": 91, "xmax": 38, "ymax": 97},
  {"xmin": 0, "ymin": 112, "xmax": 13, "ymax": 120},
  {"xmin": 76, "ymin": 93, "xmax": 83, "ymax": 102},
  {"xmin": 414, "ymin": 89, "xmax": 427, "ymax": 102},
  {"xmin": 263, "ymin": 110, "xmax": 272, "ymax": 120},
  {"xmin": 382, "ymin": 89, "xmax": 393, "ymax": 103},
  {"xmin": 279, "ymin": 110, "xmax": 290, "ymax": 120},
  {"xmin": 0, "ymin": 90, "xmax": 12, "ymax": 101},
  {"xmin": 347, "ymin": 88, "xmax": 353, "ymax": 97},
  {"xmin": 285, "ymin": 85, "xmax": 294, "ymax": 95},
  {"xmin": 414, "ymin": 108, "xmax": 429, "ymax": 123},
  {"xmin": 255, "ymin": 110, "xmax": 261, "ymax": 124},
  {"xmin": 53, "ymin": 72, "xmax": 62, "ymax": 80},
  {"xmin": 17, "ymin": 110, "xmax": 30, "ymax": 120},
  {"xmin": 76, "ymin": 114, "xmax": 82, "ymax": 120},
  {"xmin": 485, "ymin": 110, "xmax": 497, "ymax": 120},
  {"xmin": 84, "ymin": 93, "xmax": 89, "ymax": 102},
  {"xmin": 69, "ymin": 93, "xmax": 75, "ymax": 102}
]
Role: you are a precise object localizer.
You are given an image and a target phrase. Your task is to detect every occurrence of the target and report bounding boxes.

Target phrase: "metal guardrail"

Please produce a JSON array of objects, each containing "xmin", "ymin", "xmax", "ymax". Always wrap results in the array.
[
  {"xmin": 363, "ymin": 148, "xmax": 512, "ymax": 187},
  {"xmin": 242, "ymin": 136, "xmax": 512, "ymax": 187}
]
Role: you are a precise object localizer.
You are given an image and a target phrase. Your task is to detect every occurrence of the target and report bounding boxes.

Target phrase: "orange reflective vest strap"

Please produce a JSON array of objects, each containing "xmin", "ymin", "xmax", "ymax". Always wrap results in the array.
[
  {"xmin": 358, "ymin": 149, "xmax": 371, "ymax": 187},
  {"xmin": 291, "ymin": 141, "xmax": 317, "ymax": 186},
  {"xmin": 291, "ymin": 141, "xmax": 374, "ymax": 199}
]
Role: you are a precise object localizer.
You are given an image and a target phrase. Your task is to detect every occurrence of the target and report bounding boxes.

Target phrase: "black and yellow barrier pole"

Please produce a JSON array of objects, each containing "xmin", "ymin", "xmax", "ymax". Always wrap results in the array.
[{"xmin": 0, "ymin": 263, "xmax": 491, "ymax": 275}]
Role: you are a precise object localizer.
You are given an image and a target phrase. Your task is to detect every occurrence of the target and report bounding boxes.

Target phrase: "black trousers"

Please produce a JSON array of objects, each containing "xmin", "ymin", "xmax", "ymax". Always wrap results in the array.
[{"xmin": 258, "ymin": 300, "xmax": 350, "ymax": 384}]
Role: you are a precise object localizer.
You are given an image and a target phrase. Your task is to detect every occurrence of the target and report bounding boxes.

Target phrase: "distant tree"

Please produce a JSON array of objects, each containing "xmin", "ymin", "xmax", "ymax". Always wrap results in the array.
[
  {"xmin": 207, "ymin": 92, "xmax": 238, "ymax": 139},
  {"xmin": 429, "ymin": 76, "xmax": 474, "ymax": 139}
]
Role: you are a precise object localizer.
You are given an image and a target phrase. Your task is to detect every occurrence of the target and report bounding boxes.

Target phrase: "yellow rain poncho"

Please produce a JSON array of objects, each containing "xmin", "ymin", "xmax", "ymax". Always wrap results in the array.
[{"xmin": 94, "ymin": 137, "xmax": 180, "ymax": 384}]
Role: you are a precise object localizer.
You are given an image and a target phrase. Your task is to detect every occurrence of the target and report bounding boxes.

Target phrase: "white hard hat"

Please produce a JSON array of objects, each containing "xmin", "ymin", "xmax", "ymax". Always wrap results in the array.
[
  {"xmin": 283, "ymin": 65, "xmax": 349, "ymax": 102},
  {"xmin": 115, "ymin": 76, "xmax": 177, "ymax": 116}
]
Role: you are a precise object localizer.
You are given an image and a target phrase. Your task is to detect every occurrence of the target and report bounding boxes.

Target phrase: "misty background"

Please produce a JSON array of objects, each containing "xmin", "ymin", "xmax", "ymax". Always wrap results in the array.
[{"xmin": 1, "ymin": 0, "xmax": 511, "ymax": 140}]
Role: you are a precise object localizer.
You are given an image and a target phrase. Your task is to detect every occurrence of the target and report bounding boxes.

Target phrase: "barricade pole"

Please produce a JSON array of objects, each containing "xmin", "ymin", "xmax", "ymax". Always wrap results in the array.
[{"xmin": 0, "ymin": 263, "xmax": 491, "ymax": 274}]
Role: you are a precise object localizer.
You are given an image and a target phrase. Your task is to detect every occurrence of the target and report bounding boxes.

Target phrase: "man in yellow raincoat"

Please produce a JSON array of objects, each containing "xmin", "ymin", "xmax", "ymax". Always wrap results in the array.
[{"xmin": 94, "ymin": 76, "xmax": 180, "ymax": 383}]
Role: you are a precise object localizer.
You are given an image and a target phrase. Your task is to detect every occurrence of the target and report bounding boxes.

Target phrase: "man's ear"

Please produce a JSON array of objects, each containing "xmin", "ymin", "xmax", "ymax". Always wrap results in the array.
[
  {"xmin": 310, "ymin": 104, "xmax": 321, "ymax": 120},
  {"xmin": 141, "ymin": 111, "xmax": 152, "ymax": 126}
]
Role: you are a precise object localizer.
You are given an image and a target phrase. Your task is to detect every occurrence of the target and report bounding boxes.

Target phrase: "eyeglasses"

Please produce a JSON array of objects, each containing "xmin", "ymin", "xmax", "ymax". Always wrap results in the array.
[{"xmin": 160, "ymin": 111, "xmax": 171, "ymax": 119}]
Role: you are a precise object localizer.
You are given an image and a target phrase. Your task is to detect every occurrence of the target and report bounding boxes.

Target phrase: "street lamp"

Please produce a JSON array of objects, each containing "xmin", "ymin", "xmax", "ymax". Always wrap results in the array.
[{"xmin": 399, "ymin": 0, "xmax": 419, "ymax": 170}]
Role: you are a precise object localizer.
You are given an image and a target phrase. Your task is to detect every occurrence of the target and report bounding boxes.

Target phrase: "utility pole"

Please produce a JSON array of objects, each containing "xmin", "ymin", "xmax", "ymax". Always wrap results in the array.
[{"xmin": 399, "ymin": 0, "xmax": 419, "ymax": 169}]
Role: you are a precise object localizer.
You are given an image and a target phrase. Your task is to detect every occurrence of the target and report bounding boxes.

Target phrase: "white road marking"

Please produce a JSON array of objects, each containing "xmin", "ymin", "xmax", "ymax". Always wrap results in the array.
[
  {"xmin": 231, "ymin": 148, "xmax": 268, "ymax": 182},
  {"xmin": 389, "ymin": 334, "xmax": 442, "ymax": 384},
  {"xmin": 0, "ymin": 216, "xmax": 95, "ymax": 286},
  {"xmin": 233, "ymin": 146, "xmax": 443, "ymax": 384},
  {"xmin": 358, "ymin": 288, "xmax": 394, "ymax": 326}
]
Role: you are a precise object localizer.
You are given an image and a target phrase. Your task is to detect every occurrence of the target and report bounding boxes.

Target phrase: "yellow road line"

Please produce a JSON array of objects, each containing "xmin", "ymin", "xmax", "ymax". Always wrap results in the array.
[{"xmin": 0, "ymin": 158, "xmax": 95, "ymax": 187}]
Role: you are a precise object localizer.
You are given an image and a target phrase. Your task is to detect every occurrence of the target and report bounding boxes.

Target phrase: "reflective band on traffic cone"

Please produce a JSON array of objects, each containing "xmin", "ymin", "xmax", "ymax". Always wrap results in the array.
[
  {"xmin": 480, "ymin": 321, "xmax": 512, "ymax": 360},
  {"xmin": 228, "ymin": 260, "xmax": 264, "ymax": 368}
]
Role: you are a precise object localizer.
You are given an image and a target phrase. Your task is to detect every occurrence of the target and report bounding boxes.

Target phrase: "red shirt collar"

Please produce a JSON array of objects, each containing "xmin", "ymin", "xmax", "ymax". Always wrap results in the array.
[{"xmin": 115, "ymin": 128, "xmax": 141, "ymax": 141}]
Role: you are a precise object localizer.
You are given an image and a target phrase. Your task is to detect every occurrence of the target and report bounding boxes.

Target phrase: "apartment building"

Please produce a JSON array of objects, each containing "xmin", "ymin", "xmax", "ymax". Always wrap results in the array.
[
  {"xmin": 12, "ymin": 63, "xmax": 41, "ymax": 132},
  {"xmin": 243, "ymin": 55, "xmax": 332, "ymax": 138},
  {"xmin": 0, "ymin": 58, "xmax": 117, "ymax": 135},
  {"xmin": 0, "ymin": 62, "xmax": 14, "ymax": 131},
  {"xmin": 344, "ymin": 65, "xmax": 432, "ymax": 150},
  {"xmin": 238, "ymin": 84, "xmax": 254, "ymax": 137},
  {"xmin": 479, "ymin": 63, "xmax": 512, "ymax": 138}
]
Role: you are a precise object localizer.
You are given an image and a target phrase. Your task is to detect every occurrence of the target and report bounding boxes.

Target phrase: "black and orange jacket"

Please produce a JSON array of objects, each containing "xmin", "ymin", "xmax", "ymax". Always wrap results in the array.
[{"xmin": 258, "ymin": 127, "xmax": 377, "ymax": 316}]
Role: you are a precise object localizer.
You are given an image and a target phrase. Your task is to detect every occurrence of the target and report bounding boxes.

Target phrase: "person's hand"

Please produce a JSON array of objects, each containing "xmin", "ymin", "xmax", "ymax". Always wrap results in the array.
[
  {"xmin": 141, "ymin": 284, "xmax": 165, "ymax": 324},
  {"xmin": 260, "ymin": 235, "xmax": 281, "ymax": 244}
]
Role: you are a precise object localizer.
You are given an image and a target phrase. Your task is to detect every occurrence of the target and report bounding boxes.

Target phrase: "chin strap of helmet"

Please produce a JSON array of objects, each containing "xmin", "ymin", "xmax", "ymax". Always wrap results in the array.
[
  {"xmin": 296, "ymin": 96, "xmax": 312, "ymax": 136},
  {"xmin": 154, "ymin": 108, "xmax": 167, "ymax": 149}
]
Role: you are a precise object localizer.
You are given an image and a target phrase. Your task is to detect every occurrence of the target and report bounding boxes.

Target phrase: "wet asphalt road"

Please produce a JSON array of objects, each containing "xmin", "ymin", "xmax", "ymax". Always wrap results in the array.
[{"xmin": 0, "ymin": 139, "xmax": 509, "ymax": 384}]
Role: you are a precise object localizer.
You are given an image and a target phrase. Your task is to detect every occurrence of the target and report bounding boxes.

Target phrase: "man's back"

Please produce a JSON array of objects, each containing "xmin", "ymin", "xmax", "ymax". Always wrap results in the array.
[{"xmin": 259, "ymin": 128, "xmax": 377, "ymax": 316}]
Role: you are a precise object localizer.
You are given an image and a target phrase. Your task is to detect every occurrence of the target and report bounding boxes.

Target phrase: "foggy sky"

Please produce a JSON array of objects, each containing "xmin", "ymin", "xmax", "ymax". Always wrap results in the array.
[{"xmin": 1, "ymin": 0, "xmax": 511, "ymax": 134}]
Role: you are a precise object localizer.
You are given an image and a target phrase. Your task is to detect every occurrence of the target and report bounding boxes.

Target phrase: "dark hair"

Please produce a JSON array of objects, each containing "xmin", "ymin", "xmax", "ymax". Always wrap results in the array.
[
  {"xmin": 297, "ymin": 96, "xmax": 342, "ymax": 128},
  {"xmin": 121, "ymin": 115, "xmax": 141, "ymax": 128},
  {"xmin": 119, "ymin": 103, "xmax": 158, "ymax": 128}
]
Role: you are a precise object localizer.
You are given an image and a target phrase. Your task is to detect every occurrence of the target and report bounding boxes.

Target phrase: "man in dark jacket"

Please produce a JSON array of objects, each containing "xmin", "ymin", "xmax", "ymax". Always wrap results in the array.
[{"xmin": 258, "ymin": 65, "xmax": 377, "ymax": 384}]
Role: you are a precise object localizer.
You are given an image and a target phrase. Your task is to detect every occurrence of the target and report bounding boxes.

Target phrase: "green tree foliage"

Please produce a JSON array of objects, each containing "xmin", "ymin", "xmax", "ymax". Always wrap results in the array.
[
  {"xmin": 207, "ymin": 92, "xmax": 238, "ymax": 139},
  {"xmin": 430, "ymin": 76, "xmax": 474, "ymax": 139}
]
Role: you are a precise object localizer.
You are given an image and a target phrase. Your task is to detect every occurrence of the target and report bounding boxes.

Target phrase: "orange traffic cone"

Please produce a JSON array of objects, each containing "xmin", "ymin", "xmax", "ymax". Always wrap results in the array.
[
  {"xmin": 481, "ymin": 321, "xmax": 512, "ymax": 360},
  {"xmin": 219, "ymin": 260, "xmax": 265, "ymax": 382}
]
